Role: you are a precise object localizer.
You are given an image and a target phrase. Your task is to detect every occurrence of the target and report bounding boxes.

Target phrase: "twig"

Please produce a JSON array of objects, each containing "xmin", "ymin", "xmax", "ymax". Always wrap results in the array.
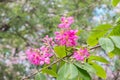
[
  {"xmin": 15, "ymin": 31, "xmax": 32, "ymax": 46},
  {"xmin": 114, "ymin": 70, "xmax": 120, "ymax": 80},
  {"xmin": 21, "ymin": 45, "xmax": 101, "ymax": 80},
  {"xmin": 90, "ymin": 45, "xmax": 101, "ymax": 50}
]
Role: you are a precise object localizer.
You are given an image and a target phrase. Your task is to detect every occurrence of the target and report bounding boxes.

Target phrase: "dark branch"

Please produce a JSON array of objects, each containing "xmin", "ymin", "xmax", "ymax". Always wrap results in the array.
[{"xmin": 90, "ymin": 45, "xmax": 101, "ymax": 50}]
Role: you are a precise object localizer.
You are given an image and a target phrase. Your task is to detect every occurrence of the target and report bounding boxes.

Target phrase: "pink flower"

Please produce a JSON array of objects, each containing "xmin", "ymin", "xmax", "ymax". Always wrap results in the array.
[
  {"xmin": 42, "ymin": 35, "xmax": 55, "ymax": 46},
  {"xmin": 40, "ymin": 46, "xmax": 53, "ymax": 58},
  {"xmin": 58, "ymin": 17, "xmax": 74, "ymax": 28},
  {"xmin": 44, "ymin": 57, "xmax": 50, "ymax": 64},
  {"xmin": 26, "ymin": 47, "xmax": 53, "ymax": 65},
  {"xmin": 26, "ymin": 48, "xmax": 41, "ymax": 65},
  {"xmin": 73, "ymin": 48, "xmax": 90, "ymax": 61},
  {"xmin": 55, "ymin": 29, "xmax": 78, "ymax": 47}
]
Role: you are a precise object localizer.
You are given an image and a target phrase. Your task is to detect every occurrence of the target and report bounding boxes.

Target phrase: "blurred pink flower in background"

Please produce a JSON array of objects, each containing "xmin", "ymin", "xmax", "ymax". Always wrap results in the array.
[
  {"xmin": 73, "ymin": 48, "xmax": 90, "ymax": 61},
  {"xmin": 58, "ymin": 16, "xmax": 74, "ymax": 28},
  {"xmin": 55, "ymin": 29, "xmax": 78, "ymax": 47}
]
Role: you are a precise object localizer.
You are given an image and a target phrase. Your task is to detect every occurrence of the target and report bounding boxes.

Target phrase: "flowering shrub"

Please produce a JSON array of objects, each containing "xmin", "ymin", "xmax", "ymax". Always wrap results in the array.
[
  {"xmin": 26, "ymin": 16, "xmax": 80, "ymax": 66},
  {"xmin": 24, "ymin": 16, "xmax": 120, "ymax": 80}
]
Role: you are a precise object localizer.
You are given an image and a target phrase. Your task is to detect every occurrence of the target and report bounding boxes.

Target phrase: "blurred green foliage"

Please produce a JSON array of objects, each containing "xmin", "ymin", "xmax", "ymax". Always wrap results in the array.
[
  {"xmin": 0, "ymin": 0, "xmax": 107, "ymax": 50},
  {"xmin": 1, "ymin": 0, "xmax": 120, "ymax": 80}
]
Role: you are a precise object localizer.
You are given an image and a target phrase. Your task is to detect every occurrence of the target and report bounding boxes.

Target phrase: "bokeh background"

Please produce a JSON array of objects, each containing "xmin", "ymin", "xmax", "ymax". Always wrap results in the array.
[{"xmin": 0, "ymin": 0, "xmax": 120, "ymax": 80}]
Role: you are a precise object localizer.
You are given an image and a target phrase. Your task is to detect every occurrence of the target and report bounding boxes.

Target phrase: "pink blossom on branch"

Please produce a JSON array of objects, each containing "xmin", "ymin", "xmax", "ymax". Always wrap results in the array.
[
  {"xmin": 26, "ymin": 48, "xmax": 41, "ymax": 65},
  {"xmin": 26, "ymin": 35, "xmax": 54, "ymax": 65},
  {"xmin": 42, "ymin": 35, "xmax": 55, "ymax": 46},
  {"xmin": 55, "ymin": 29, "xmax": 78, "ymax": 47},
  {"xmin": 58, "ymin": 16, "xmax": 74, "ymax": 28},
  {"xmin": 73, "ymin": 48, "xmax": 90, "ymax": 61},
  {"xmin": 26, "ymin": 47, "xmax": 53, "ymax": 65}
]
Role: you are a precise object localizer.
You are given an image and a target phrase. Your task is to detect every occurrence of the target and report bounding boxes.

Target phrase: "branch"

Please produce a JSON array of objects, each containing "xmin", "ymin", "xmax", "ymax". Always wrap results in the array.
[
  {"xmin": 114, "ymin": 70, "xmax": 120, "ymax": 80},
  {"xmin": 89, "ymin": 45, "xmax": 101, "ymax": 50},
  {"xmin": 21, "ymin": 45, "xmax": 101, "ymax": 80}
]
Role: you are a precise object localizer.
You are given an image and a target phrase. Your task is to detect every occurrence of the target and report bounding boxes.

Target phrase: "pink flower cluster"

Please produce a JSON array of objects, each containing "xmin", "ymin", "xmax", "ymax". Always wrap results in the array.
[
  {"xmin": 55, "ymin": 30, "xmax": 78, "ymax": 47},
  {"xmin": 55, "ymin": 16, "xmax": 78, "ymax": 47},
  {"xmin": 26, "ymin": 36, "xmax": 54, "ymax": 65},
  {"xmin": 25, "ymin": 16, "xmax": 90, "ymax": 66},
  {"xmin": 26, "ymin": 47, "xmax": 53, "ymax": 65},
  {"xmin": 42, "ymin": 35, "xmax": 54, "ymax": 46},
  {"xmin": 58, "ymin": 17, "xmax": 74, "ymax": 28},
  {"xmin": 73, "ymin": 48, "xmax": 90, "ymax": 61}
]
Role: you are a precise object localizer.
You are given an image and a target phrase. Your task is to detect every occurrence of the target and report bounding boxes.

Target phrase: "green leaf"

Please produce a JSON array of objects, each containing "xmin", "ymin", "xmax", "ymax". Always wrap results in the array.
[
  {"xmin": 35, "ymin": 73, "xmax": 46, "ymax": 80},
  {"xmin": 42, "ymin": 69, "xmax": 57, "ymax": 77},
  {"xmin": 87, "ymin": 24, "xmax": 112, "ymax": 46},
  {"xmin": 111, "ymin": 47, "xmax": 120, "ymax": 55},
  {"xmin": 76, "ymin": 66, "xmax": 91, "ymax": 80},
  {"xmin": 110, "ymin": 36, "xmax": 120, "ymax": 49},
  {"xmin": 64, "ymin": 63, "xmax": 78, "ymax": 79},
  {"xmin": 51, "ymin": 63, "xmax": 57, "ymax": 73},
  {"xmin": 69, "ymin": 76, "xmax": 79, "ymax": 80},
  {"xmin": 57, "ymin": 63, "xmax": 69, "ymax": 80},
  {"xmin": 110, "ymin": 25, "xmax": 120, "ymax": 36},
  {"xmin": 54, "ymin": 46, "xmax": 66, "ymax": 58},
  {"xmin": 88, "ymin": 56, "xmax": 109, "ymax": 64},
  {"xmin": 74, "ymin": 62, "xmax": 96, "ymax": 74},
  {"xmin": 115, "ymin": 17, "xmax": 120, "ymax": 25},
  {"xmin": 108, "ymin": 52, "xmax": 115, "ymax": 58},
  {"xmin": 57, "ymin": 63, "xmax": 78, "ymax": 80},
  {"xmin": 57, "ymin": 74, "xmax": 67, "ymax": 80},
  {"xmin": 99, "ymin": 38, "xmax": 114, "ymax": 53},
  {"xmin": 90, "ymin": 62, "xmax": 106, "ymax": 79},
  {"xmin": 112, "ymin": 0, "xmax": 120, "ymax": 7}
]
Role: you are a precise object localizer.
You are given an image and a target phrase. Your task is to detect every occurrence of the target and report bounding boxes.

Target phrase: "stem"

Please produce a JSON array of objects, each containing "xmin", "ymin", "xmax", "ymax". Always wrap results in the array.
[
  {"xmin": 89, "ymin": 45, "xmax": 101, "ymax": 50},
  {"xmin": 114, "ymin": 70, "xmax": 120, "ymax": 80}
]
